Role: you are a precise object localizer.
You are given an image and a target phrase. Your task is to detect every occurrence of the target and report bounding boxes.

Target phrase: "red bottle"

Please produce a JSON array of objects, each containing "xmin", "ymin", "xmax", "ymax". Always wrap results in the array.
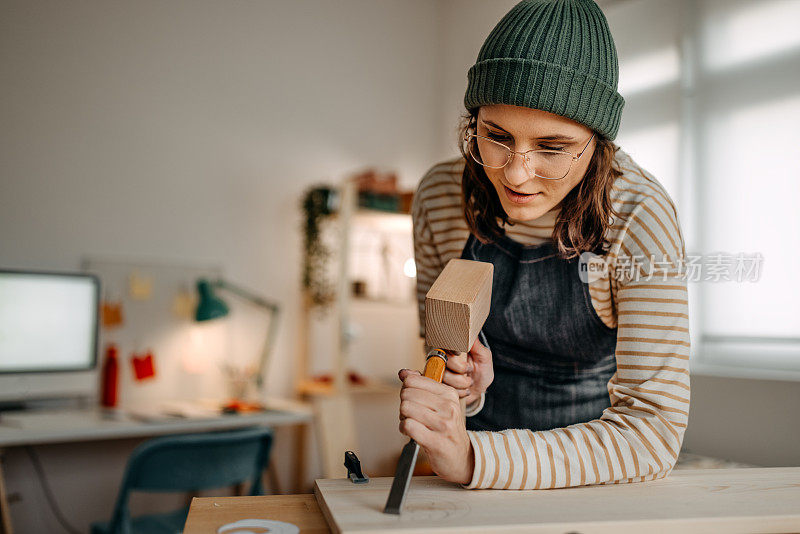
[{"xmin": 101, "ymin": 344, "xmax": 119, "ymax": 408}]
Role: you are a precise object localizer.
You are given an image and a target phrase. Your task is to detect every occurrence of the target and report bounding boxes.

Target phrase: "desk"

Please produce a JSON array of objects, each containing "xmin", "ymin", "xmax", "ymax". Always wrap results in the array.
[
  {"xmin": 0, "ymin": 399, "xmax": 313, "ymax": 534},
  {"xmin": 183, "ymin": 468, "xmax": 800, "ymax": 534},
  {"xmin": 185, "ymin": 494, "xmax": 330, "ymax": 533}
]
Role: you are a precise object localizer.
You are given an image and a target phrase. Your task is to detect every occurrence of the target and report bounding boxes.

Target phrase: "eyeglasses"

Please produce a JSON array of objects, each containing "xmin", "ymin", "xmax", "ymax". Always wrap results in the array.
[{"xmin": 464, "ymin": 131, "xmax": 595, "ymax": 180}]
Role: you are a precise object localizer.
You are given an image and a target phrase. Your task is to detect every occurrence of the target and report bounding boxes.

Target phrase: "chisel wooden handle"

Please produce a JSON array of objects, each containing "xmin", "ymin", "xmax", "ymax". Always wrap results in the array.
[
  {"xmin": 422, "ymin": 349, "xmax": 447, "ymax": 382},
  {"xmin": 425, "ymin": 348, "xmax": 468, "ymax": 419}
]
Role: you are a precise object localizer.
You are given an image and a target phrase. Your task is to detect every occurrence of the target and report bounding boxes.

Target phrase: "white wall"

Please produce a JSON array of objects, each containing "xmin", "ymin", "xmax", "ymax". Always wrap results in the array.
[
  {"xmin": 0, "ymin": 0, "xmax": 441, "ymax": 396},
  {"xmin": 682, "ymin": 374, "xmax": 800, "ymax": 467},
  {"xmin": 0, "ymin": 1, "xmax": 441, "ymax": 531},
  {"xmin": 435, "ymin": 0, "xmax": 520, "ymax": 159}
]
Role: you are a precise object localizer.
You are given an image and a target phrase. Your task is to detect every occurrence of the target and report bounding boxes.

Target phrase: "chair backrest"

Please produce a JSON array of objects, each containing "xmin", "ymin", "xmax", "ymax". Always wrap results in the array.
[{"xmin": 108, "ymin": 426, "xmax": 273, "ymax": 533}]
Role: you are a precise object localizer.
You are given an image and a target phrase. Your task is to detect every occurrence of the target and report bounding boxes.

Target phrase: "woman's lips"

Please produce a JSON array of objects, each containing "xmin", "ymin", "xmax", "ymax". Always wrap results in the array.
[{"xmin": 503, "ymin": 185, "xmax": 540, "ymax": 204}]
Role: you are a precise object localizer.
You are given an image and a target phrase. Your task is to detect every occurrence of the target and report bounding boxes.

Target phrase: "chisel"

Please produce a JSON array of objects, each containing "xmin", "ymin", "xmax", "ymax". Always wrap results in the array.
[{"xmin": 383, "ymin": 348, "xmax": 448, "ymax": 515}]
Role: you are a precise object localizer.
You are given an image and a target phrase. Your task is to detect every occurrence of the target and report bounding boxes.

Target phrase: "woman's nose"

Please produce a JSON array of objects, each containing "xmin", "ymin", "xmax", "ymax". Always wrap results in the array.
[{"xmin": 504, "ymin": 153, "xmax": 533, "ymax": 187}]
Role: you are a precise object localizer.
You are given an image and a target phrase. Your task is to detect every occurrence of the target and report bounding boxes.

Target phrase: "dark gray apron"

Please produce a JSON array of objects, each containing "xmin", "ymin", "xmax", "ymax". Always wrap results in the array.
[{"xmin": 461, "ymin": 232, "xmax": 618, "ymax": 432}]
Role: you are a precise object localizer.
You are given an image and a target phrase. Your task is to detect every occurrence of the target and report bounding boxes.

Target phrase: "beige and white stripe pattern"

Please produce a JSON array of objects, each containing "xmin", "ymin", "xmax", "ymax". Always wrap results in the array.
[{"xmin": 411, "ymin": 148, "xmax": 690, "ymax": 489}]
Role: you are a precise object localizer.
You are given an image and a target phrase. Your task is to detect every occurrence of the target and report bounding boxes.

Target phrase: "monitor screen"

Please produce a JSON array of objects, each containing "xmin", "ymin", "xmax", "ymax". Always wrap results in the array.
[{"xmin": 0, "ymin": 270, "xmax": 99, "ymax": 373}]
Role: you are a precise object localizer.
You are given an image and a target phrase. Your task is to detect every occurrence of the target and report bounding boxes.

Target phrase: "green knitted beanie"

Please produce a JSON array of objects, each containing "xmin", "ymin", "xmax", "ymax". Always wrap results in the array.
[{"xmin": 464, "ymin": 0, "xmax": 624, "ymax": 140}]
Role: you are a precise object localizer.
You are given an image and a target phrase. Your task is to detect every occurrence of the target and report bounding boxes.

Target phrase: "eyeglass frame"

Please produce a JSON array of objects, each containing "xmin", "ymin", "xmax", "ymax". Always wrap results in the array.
[{"xmin": 463, "ymin": 130, "xmax": 596, "ymax": 180}]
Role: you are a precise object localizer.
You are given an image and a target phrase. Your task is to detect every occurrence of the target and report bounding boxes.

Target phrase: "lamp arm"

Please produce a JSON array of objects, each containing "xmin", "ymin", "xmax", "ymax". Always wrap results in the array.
[
  {"xmin": 212, "ymin": 279, "xmax": 280, "ymax": 393},
  {"xmin": 257, "ymin": 306, "xmax": 280, "ymax": 391},
  {"xmin": 213, "ymin": 280, "xmax": 280, "ymax": 312}
]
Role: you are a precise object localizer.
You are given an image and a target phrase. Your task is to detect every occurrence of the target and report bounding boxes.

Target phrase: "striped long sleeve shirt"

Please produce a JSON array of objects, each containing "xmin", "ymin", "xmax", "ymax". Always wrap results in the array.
[{"xmin": 412, "ymin": 147, "xmax": 690, "ymax": 489}]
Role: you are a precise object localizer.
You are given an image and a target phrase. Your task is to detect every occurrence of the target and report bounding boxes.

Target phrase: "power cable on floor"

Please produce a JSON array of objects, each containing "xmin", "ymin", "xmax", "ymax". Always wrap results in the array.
[{"xmin": 24, "ymin": 446, "xmax": 82, "ymax": 534}]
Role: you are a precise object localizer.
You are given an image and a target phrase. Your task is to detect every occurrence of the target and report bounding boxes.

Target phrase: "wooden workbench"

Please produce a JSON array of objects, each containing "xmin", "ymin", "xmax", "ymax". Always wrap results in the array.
[
  {"xmin": 184, "ymin": 467, "xmax": 800, "ymax": 534},
  {"xmin": 184, "ymin": 494, "xmax": 331, "ymax": 533}
]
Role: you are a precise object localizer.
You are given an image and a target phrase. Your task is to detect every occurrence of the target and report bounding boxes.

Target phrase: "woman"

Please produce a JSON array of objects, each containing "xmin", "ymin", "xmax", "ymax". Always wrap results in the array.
[{"xmin": 399, "ymin": 0, "xmax": 690, "ymax": 489}]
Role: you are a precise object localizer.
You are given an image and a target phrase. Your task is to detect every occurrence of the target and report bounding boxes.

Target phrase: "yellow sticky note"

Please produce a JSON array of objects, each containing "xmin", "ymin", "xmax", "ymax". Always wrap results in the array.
[
  {"xmin": 172, "ymin": 288, "xmax": 196, "ymax": 319},
  {"xmin": 129, "ymin": 271, "xmax": 154, "ymax": 300}
]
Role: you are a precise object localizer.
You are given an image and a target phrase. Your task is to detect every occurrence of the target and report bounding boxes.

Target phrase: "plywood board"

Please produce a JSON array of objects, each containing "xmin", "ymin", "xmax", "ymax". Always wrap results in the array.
[{"xmin": 315, "ymin": 469, "xmax": 800, "ymax": 533}]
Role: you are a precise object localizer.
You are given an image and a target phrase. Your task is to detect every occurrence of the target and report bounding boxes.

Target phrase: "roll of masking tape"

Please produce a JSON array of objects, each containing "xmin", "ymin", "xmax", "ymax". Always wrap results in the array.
[{"xmin": 217, "ymin": 518, "xmax": 300, "ymax": 534}]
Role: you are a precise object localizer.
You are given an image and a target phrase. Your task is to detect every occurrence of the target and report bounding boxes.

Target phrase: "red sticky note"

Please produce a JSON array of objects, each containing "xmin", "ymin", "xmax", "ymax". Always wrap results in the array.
[
  {"xmin": 101, "ymin": 300, "xmax": 124, "ymax": 328},
  {"xmin": 131, "ymin": 351, "xmax": 156, "ymax": 381}
]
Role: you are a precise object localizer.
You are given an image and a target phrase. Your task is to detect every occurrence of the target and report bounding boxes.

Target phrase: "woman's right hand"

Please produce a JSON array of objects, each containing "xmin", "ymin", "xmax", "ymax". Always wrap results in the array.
[{"xmin": 442, "ymin": 337, "xmax": 493, "ymax": 407}]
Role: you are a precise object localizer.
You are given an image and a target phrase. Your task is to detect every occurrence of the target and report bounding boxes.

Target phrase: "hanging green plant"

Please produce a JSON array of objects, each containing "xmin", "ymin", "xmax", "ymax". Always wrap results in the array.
[{"xmin": 301, "ymin": 186, "xmax": 337, "ymax": 308}]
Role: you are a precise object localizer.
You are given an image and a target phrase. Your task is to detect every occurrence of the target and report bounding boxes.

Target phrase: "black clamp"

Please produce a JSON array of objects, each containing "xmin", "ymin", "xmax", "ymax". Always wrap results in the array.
[{"xmin": 344, "ymin": 450, "xmax": 369, "ymax": 484}]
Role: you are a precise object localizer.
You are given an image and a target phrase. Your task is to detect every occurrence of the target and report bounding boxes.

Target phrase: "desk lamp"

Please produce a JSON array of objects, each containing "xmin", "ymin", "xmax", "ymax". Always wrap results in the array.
[{"xmin": 195, "ymin": 279, "xmax": 280, "ymax": 396}]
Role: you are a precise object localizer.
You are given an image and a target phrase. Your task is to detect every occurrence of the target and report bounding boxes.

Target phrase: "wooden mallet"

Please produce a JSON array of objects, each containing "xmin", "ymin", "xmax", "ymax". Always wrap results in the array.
[{"xmin": 384, "ymin": 258, "xmax": 493, "ymax": 514}]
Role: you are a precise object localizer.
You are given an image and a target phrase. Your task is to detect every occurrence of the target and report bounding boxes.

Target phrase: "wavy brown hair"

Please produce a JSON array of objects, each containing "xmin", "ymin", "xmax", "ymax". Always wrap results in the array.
[{"xmin": 458, "ymin": 110, "xmax": 623, "ymax": 260}]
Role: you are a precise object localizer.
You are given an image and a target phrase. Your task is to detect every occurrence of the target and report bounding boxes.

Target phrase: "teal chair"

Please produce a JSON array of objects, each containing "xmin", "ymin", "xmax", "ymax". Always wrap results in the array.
[{"xmin": 91, "ymin": 427, "xmax": 273, "ymax": 534}]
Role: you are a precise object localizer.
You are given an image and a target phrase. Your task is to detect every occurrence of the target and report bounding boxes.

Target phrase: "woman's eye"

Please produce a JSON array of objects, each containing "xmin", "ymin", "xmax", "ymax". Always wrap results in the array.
[
  {"xmin": 486, "ymin": 131, "xmax": 510, "ymax": 142},
  {"xmin": 483, "ymin": 132, "xmax": 566, "ymax": 151}
]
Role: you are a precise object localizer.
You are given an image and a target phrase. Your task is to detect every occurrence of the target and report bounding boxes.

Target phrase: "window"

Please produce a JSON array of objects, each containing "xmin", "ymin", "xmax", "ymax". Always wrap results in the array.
[{"xmin": 606, "ymin": 0, "xmax": 800, "ymax": 375}]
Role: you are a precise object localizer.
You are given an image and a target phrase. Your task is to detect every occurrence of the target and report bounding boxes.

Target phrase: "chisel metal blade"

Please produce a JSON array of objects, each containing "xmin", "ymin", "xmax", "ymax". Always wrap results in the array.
[{"xmin": 383, "ymin": 438, "xmax": 420, "ymax": 514}]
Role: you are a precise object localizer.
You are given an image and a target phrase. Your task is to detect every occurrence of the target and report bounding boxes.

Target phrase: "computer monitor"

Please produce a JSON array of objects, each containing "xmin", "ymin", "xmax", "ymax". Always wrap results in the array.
[{"xmin": 0, "ymin": 269, "xmax": 100, "ymax": 404}]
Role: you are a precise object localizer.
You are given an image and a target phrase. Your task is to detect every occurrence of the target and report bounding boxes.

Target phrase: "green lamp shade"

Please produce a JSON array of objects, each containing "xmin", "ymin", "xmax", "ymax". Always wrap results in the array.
[{"xmin": 195, "ymin": 279, "xmax": 229, "ymax": 321}]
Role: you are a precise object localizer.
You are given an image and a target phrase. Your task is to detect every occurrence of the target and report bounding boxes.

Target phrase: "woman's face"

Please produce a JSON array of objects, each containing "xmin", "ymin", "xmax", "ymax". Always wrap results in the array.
[{"xmin": 475, "ymin": 104, "xmax": 596, "ymax": 221}]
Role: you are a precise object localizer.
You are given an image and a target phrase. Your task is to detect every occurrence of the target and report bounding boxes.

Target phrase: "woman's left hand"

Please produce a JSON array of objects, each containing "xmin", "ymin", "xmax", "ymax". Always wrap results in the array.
[{"xmin": 397, "ymin": 368, "xmax": 474, "ymax": 485}]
